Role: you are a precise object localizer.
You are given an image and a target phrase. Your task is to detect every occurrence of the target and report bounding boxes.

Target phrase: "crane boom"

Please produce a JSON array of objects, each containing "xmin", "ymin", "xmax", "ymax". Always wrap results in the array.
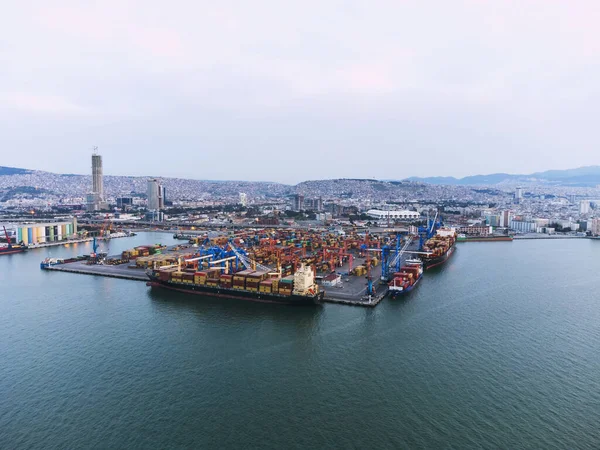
[
  {"xmin": 429, "ymin": 210, "xmax": 438, "ymax": 234},
  {"xmin": 227, "ymin": 242, "xmax": 274, "ymax": 272},
  {"xmin": 3, "ymin": 226, "xmax": 12, "ymax": 248},
  {"xmin": 390, "ymin": 235, "xmax": 413, "ymax": 269}
]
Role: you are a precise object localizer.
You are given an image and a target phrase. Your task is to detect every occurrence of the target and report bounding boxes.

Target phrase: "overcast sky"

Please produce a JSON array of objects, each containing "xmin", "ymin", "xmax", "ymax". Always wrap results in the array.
[{"xmin": 1, "ymin": 1, "xmax": 599, "ymax": 183}]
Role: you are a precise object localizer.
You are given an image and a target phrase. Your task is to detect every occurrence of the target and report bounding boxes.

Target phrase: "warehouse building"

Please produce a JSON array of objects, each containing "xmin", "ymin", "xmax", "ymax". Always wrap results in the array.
[{"xmin": 366, "ymin": 209, "xmax": 421, "ymax": 220}]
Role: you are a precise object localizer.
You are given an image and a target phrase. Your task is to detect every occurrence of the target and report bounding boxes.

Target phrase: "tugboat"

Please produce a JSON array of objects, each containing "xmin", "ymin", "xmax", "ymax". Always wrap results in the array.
[{"xmin": 0, "ymin": 226, "xmax": 28, "ymax": 255}]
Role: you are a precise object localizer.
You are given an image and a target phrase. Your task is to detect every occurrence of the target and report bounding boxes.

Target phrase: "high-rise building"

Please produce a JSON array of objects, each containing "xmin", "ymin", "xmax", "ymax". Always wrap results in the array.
[
  {"xmin": 500, "ymin": 210, "xmax": 513, "ymax": 228},
  {"xmin": 514, "ymin": 187, "xmax": 523, "ymax": 204},
  {"xmin": 239, "ymin": 192, "xmax": 247, "ymax": 207},
  {"xmin": 92, "ymin": 152, "xmax": 103, "ymax": 200},
  {"xmin": 147, "ymin": 179, "xmax": 164, "ymax": 212},
  {"xmin": 580, "ymin": 200, "xmax": 590, "ymax": 215},
  {"xmin": 87, "ymin": 149, "xmax": 106, "ymax": 211},
  {"xmin": 159, "ymin": 186, "xmax": 166, "ymax": 209},
  {"xmin": 292, "ymin": 194, "xmax": 305, "ymax": 211},
  {"xmin": 590, "ymin": 218, "xmax": 600, "ymax": 236}
]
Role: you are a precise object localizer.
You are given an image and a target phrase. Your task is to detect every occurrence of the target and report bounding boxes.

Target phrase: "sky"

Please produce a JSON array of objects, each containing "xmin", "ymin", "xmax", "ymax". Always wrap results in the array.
[{"xmin": 1, "ymin": 1, "xmax": 600, "ymax": 184}]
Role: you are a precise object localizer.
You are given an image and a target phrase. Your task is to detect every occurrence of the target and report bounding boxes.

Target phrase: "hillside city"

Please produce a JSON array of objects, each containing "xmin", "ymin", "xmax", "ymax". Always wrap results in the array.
[{"xmin": 2, "ymin": 156, "xmax": 600, "ymax": 237}]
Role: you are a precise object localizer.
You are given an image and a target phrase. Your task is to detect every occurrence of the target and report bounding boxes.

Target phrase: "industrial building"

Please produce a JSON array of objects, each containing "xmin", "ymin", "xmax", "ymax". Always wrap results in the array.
[
  {"xmin": 509, "ymin": 220, "xmax": 537, "ymax": 233},
  {"xmin": 367, "ymin": 209, "xmax": 420, "ymax": 220},
  {"xmin": 15, "ymin": 218, "xmax": 78, "ymax": 245},
  {"xmin": 456, "ymin": 225, "xmax": 492, "ymax": 236}
]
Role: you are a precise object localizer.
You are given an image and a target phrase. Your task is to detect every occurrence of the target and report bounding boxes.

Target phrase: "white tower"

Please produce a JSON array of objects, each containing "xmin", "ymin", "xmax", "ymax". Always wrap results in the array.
[{"xmin": 147, "ymin": 179, "xmax": 160, "ymax": 211}]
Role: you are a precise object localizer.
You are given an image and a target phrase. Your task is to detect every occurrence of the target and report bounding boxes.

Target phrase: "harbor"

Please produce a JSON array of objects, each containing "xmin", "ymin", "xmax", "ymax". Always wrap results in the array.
[
  {"xmin": 40, "ymin": 245, "xmax": 395, "ymax": 307},
  {"xmin": 6, "ymin": 230, "xmax": 600, "ymax": 449},
  {"xmin": 40, "ymin": 225, "xmax": 435, "ymax": 308}
]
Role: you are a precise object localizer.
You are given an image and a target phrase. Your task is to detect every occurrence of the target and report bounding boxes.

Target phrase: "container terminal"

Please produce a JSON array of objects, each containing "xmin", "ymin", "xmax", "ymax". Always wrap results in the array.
[{"xmin": 41, "ymin": 218, "xmax": 455, "ymax": 307}]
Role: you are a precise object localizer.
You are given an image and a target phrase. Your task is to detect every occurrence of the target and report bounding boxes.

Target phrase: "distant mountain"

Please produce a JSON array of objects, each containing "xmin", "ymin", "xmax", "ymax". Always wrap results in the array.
[
  {"xmin": 406, "ymin": 166, "xmax": 600, "ymax": 187},
  {"xmin": 0, "ymin": 166, "xmax": 32, "ymax": 176}
]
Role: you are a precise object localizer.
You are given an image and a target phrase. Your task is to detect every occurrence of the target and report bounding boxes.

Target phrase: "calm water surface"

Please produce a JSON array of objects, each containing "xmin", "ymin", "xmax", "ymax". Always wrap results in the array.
[{"xmin": 1, "ymin": 233, "xmax": 600, "ymax": 449}]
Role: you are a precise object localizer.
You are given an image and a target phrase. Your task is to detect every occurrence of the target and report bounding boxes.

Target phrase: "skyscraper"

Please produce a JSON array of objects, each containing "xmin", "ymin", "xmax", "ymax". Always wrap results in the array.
[
  {"xmin": 159, "ymin": 186, "xmax": 166, "ymax": 209},
  {"xmin": 92, "ymin": 152, "xmax": 103, "ymax": 200},
  {"xmin": 515, "ymin": 187, "xmax": 523, "ymax": 203},
  {"xmin": 239, "ymin": 192, "xmax": 247, "ymax": 207},
  {"xmin": 147, "ymin": 179, "xmax": 164, "ymax": 212},
  {"xmin": 147, "ymin": 179, "xmax": 159, "ymax": 210},
  {"xmin": 87, "ymin": 148, "xmax": 105, "ymax": 211}
]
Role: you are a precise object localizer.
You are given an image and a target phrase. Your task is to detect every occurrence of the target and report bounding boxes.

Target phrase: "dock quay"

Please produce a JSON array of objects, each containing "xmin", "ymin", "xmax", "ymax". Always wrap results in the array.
[
  {"xmin": 323, "ymin": 291, "xmax": 387, "ymax": 307},
  {"xmin": 40, "ymin": 227, "xmax": 426, "ymax": 308},
  {"xmin": 26, "ymin": 233, "xmax": 131, "ymax": 250},
  {"xmin": 43, "ymin": 261, "xmax": 148, "ymax": 281},
  {"xmin": 43, "ymin": 258, "xmax": 390, "ymax": 306}
]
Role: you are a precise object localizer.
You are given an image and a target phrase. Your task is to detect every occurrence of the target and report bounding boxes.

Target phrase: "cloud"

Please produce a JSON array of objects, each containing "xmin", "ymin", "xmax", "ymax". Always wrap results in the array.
[
  {"xmin": 0, "ymin": 92, "xmax": 88, "ymax": 114},
  {"xmin": 2, "ymin": 0, "xmax": 600, "ymax": 181}
]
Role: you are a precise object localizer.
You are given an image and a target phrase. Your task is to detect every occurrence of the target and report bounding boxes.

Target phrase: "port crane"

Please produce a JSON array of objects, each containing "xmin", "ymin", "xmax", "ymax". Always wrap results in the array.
[
  {"xmin": 100, "ymin": 214, "xmax": 112, "ymax": 238},
  {"xmin": 227, "ymin": 242, "xmax": 277, "ymax": 274},
  {"xmin": 418, "ymin": 210, "xmax": 442, "ymax": 249},
  {"xmin": 2, "ymin": 226, "xmax": 17, "ymax": 249},
  {"xmin": 381, "ymin": 235, "xmax": 414, "ymax": 281}
]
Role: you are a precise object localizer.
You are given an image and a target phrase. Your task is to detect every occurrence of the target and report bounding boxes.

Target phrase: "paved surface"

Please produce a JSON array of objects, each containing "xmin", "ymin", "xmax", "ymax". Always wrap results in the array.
[
  {"xmin": 46, "ymin": 260, "xmax": 149, "ymax": 281},
  {"xmin": 44, "ymin": 239, "xmax": 422, "ymax": 308}
]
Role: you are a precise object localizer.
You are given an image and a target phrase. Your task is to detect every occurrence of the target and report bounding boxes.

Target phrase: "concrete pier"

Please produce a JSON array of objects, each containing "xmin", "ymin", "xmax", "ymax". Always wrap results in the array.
[
  {"xmin": 41, "ymin": 239, "xmax": 423, "ymax": 308},
  {"xmin": 43, "ymin": 260, "xmax": 148, "ymax": 281}
]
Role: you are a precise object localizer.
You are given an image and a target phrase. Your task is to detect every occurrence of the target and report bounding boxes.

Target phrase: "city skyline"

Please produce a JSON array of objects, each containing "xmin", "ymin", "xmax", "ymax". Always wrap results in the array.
[
  {"xmin": 2, "ymin": 161, "xmax": 600, "ymax": 187},
  {"xmin": 2, "ymin": 1, "xmax": 600, "ymax": 183}
]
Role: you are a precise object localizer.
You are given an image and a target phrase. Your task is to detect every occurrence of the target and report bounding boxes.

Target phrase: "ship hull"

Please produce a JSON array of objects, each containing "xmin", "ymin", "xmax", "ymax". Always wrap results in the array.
[
  {"xmin": 0, "ymin": 247, "xmax": 27, "ymax": 255},
  {"xmin": 147, "ymin": 277, "xmax": 323, "ymax": 306},
  {"xmin": 457, "ymin": 236, "xmax": 513, "ymax": 242},
  {"xmin": 388, "ymin": 273, "xmax": 422, "ymax": 297},
  {"xmin": 423, "ymin": 245, "xmax": 455, "ymax": 270}
]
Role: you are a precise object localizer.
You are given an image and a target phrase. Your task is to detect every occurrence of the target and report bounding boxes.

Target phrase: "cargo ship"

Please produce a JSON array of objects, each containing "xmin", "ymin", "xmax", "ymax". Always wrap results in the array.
[
  {"xmin": 421, "ymin": 228, "xmax": 457, "ymax": 270},
  {"xmin": 146, "ymin": 263, "xmax": 324, "ymax": 305},
  {"xmin": 388, "ymin": 259, "xmax": 423, "ymax": 297},
  {"xmin": 0, "ymin": 226, "xmax": 28, "ymax": 255}
]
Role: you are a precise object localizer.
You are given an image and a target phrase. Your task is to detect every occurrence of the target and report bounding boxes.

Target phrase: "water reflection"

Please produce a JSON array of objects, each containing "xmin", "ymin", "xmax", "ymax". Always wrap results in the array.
[{"xmin": 147, "ymin": 286, "xmax": 323, "ymax": 331}]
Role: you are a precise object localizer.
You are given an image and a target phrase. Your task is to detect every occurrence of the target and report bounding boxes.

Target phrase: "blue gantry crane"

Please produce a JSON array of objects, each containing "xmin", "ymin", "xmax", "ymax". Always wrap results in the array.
[{"xmin": 418, "ymin": 211, "xmax": 443, "ymax": 250}]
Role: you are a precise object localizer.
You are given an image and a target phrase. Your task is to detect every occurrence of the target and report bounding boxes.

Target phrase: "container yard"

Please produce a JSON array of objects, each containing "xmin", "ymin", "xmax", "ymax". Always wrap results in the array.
[{"xmin": 41, "ymin": 227, "xmax": 432, "ymax": 307}]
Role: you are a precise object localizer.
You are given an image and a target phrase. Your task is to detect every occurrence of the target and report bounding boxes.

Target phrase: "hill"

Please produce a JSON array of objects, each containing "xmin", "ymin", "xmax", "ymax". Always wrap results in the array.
[
  {"xmin": 0, "ymin": 166, "xmax": 32, "ymax": 176},
  {"xmin": 406, "ymin": 166, "xmax": 600, "ymax": 187}
]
